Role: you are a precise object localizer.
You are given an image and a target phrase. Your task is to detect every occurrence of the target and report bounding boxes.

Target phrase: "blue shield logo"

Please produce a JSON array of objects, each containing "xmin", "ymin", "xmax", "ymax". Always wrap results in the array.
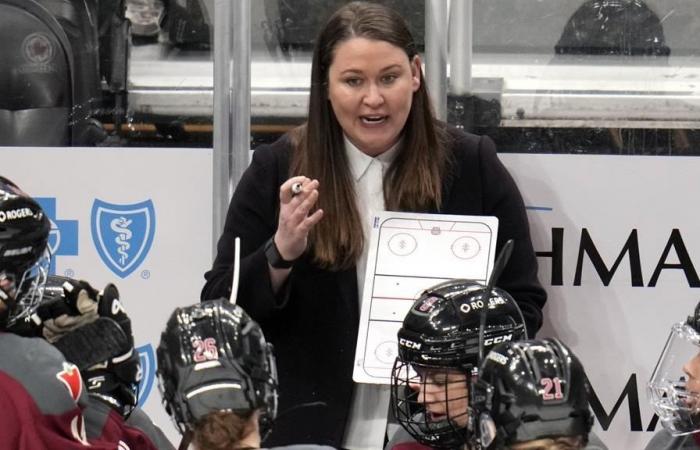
[
  {"xmin": 91, "ymin": 199, "xmax": 156, "ymax": 278},
  {"xmin": 136, "ymin": 344, "xmax": 156, "ymax": 407}
]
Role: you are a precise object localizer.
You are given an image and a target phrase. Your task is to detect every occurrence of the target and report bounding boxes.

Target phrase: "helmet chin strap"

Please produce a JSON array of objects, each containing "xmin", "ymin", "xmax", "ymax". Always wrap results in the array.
[
  {"xmin": 0, "ymin": 278, "xmax": 16, "ymax": 328},
  {"xmin": 0, "ymin": 302, "xmax": 10, "ymax": 329},
  {"xmin": 177, "ymin": 429, "xmax": 192, "ymax": 450}
]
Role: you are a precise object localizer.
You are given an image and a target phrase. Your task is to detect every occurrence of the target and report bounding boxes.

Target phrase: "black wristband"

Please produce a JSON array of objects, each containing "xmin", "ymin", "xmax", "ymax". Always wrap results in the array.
[{"xmin": 264, "ymin": 237, "xmax": 296, "ymax": 269}]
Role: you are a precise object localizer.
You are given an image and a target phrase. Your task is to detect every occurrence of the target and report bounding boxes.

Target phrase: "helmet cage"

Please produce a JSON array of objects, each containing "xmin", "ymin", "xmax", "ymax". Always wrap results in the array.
[
  {"xmin": 0, "ymin": 177, "xmax": 50, "ymax": 326},
  {"xmin": 391, "ymin": 357, "xmax": 473, "ymax": 449},
  {"xmin": 392, "ymin": 279, "xmax": 527, "ymax": 448},
  {"xmin": 3, "ymin": 245, "xmax": 50, "ymax": 327},
  {"xmin": 649, "ymin": 322, "xmax": 700, "ymax": 436}
]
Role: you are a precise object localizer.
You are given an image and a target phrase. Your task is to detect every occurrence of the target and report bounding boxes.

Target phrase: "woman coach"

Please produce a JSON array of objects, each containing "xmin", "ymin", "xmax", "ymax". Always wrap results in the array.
[{"xmin": 201, "ymin": 2, "xmax": 546, "ymax": 447}]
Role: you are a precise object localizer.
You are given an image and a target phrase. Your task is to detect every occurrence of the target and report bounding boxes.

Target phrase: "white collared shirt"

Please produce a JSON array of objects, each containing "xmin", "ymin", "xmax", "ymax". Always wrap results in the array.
[
  {"xmin": 344, "ymin": 135, "xmax": 399, "ymax": 304},
  {"xmin": 342, "ymin": 135, "xmax": 399, "ymax": 450}
]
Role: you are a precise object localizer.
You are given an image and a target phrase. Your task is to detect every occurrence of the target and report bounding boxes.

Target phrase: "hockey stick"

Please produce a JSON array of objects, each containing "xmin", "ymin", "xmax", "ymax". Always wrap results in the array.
[
  {"xmin": 230, "ymin": 237, "xmax": 241, "ymax": 305},
  {"xmin": 477, "ymin": 239, "xmax": 514, "ymax": 363}
]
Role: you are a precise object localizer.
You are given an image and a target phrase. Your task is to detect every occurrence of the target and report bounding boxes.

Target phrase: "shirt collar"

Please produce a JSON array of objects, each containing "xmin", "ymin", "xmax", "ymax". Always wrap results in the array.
[{"xmin": 344, "ymin": 136, "xmax": 401, "ymax": 182}]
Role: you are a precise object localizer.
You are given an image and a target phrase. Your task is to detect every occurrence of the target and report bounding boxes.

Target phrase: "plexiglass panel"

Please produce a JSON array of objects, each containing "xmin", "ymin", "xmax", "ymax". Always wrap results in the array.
[
  {"xmin": 0, "ymin": 0, "xmax": 215, "ymax": 147},
  {"xmin": 249, "ymin": 0, "xmax": 700, "ymax": 155},
  {"xmin": 126, "ymin": 0, "xmax": 214, "ymax": 147},
  {"xmin": 465, "ymin": 0, "xmax": 700, "ymax": 154}
]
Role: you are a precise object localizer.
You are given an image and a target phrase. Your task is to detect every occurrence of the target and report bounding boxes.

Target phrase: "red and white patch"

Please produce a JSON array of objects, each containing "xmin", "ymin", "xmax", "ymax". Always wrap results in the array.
[
  {"xmin": 192, "ymin": 337, "xmax": 219, "ymax": 362},
  {"xmin": 56, "ymin": 362, "xmax": 83, "ymax": 402},
  {"xmin": 417, "ymin": 296, "xmax": 439, "ymax": 312}
]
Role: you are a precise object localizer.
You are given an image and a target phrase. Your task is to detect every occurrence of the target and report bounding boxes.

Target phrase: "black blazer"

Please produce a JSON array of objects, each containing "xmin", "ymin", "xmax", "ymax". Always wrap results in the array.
[{"xmin": 201, "ymin": 127, "xmax": 546, "ymax": 447}]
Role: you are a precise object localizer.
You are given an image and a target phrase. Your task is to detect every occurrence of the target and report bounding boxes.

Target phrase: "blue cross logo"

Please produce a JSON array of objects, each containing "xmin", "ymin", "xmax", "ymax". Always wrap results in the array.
[{"xmin": 35, "ymin": 198, "xmax": 79, "ymax": 274}]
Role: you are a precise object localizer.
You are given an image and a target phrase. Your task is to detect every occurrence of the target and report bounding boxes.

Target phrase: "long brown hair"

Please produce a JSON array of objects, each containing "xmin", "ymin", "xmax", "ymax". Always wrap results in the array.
[
  {"xmin": 192, "ymin": 410, "xmax": 256, "ymax": 450},
  {"xmin": 290, "ymin": 1, "xmax": 450, "ymax": 270}
]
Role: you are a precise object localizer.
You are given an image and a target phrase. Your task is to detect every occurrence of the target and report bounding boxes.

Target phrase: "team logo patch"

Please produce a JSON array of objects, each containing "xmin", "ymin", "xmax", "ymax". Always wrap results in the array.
[
  {"xmin": 137, "ymin": 344, "xmax": 156, "ymax": 407},
  {"xmin": 22, "ymin": 32, "xmax": 55, "ymax": 64},
  {"xmin": 417, "ymin": 296, "xmax": 439, "ymax": 312},
  {"xmin": 56, "ymin": 362, "xmax": 82, "ymax": 402},
  {"xmin": 91, "ymin": 199, "xmax": 156, "ymax": 278}
]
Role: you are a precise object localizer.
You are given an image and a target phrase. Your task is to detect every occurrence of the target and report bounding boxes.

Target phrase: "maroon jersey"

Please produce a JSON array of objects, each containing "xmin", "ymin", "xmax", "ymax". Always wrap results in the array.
[{"xmin": 0, "ymin": 332, "xmax": 120, "ymax": 449}]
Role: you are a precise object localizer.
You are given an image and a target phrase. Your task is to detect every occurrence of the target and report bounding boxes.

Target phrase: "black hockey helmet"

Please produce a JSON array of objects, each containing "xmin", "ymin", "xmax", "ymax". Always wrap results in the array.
[
  {"xmin": 555, "ymin": 0, "xmax": 670, "ymax": 57},
  {"xmin": 157, "ymin": 299, "xmax": 278, "ymax": 437},
  {"xmin": 472, "ymin": 338, "xmax": 593, "ymax": 449},
  {"xmin": 0, "ymin": 176, "xmax": 50, "ymax": 326},
  {"xmin": 391, "ymin": 279, "xmax": 527, "ymax": 448},
  {"xmin": 396, "ymin": 279, "xmax": 527, "ymax": 369}
]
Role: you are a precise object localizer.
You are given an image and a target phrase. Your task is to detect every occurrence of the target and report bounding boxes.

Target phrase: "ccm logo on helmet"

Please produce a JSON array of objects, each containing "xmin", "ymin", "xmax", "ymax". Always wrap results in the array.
[
  {"xmin": 0, "ymin": 208, "xmax": 34, "ymax": 222},
  {"xmin": 483, "ymin": 334, "xmax": 513, "ymax": 346},
  {"xmin": 399, "ymin": 338, "xmax": 422, "ymax": 350}
]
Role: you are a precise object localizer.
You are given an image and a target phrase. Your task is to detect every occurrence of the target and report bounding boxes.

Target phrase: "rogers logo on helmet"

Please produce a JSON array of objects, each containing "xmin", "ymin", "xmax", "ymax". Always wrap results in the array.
[
  {"xmin": 0, "ymin": 207, "xmax": 34, "ymax": 223},
  {"xmin": 483, "ymin": 334, "xmax": 513, "ymax": 346},
  {"xmin": 3, "ymin": 246, "xmax": 32, "ymax": 257},
  {"xmin": 399, "ymin": 338, "xmax": 422, "ymax": 350}
]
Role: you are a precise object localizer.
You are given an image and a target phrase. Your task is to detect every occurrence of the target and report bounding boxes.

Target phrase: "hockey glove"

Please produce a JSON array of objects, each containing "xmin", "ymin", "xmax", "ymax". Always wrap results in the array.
[
  {"xmin": 84, "ymin": 348, "xmax": 143, "ymax": 418},
  {"xmin": 42, "ymin": 279, "xmax": 105, "ymax": 342},
  {"xmin": 50, "ymin": 280, "xmax": 134, "ymax": 372}
]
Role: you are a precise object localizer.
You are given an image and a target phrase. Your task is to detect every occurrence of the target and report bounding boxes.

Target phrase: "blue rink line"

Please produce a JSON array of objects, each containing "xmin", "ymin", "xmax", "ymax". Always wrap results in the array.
[{"xmin": 525, "ymin": 205, "xmax": 553, "ymax": 211}]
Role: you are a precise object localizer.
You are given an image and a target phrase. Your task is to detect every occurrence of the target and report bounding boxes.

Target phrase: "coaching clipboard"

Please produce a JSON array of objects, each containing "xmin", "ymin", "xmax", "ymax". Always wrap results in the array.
[{"xmin": 352, "ymin": 211, "xmax": 498, "ymax": 384}]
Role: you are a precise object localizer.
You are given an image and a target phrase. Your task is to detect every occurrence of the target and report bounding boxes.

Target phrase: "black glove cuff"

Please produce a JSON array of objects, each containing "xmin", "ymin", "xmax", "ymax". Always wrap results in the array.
[{"xmin": 86, "ymin": 370, "xmax": 137, "ymax": 417}]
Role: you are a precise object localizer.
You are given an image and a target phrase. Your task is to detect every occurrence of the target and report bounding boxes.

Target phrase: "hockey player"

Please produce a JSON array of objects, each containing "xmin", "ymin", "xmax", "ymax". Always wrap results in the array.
[
  {"xmin": 387, "ymin": 279, "xmax": 528, "ymax": 449},
  {"xmin": 157, "ymin": 298, "xmax": 335, "ymax": 450},
  {"xmin": 31, "ymin": 275, "xmax": 175, "ymax": 450},
  {"xmin": 472, "ymin": 338, "xmax": 605, "ymax": 450},
  {"xmin": 647, "ymin": 302, "xmax": 700, "ymax": 449},
  {"xmin": 0, "ymin": 175, "xmax": 170, "ymax": 450},
  {"xmin": 0, "ymin": 175, "xmax": 121, "ymax": 449}
]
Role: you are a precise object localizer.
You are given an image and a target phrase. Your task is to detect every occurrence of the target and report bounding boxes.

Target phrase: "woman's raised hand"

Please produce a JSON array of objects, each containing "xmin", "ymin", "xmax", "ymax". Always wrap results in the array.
[{"xmin": 274, "ymin": 176, "xmax": 324, "ymax": 262}]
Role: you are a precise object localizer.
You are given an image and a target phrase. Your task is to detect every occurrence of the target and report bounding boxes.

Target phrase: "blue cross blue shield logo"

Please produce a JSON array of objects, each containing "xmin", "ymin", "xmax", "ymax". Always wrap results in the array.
[
  {"xmin": 136, "ymin": 344, "xmax": 156, "ymax": 407},
  {"xmin": 35, "ymin": 198, "xmax": 79, "ymax": 275},
  {"xmin": 91, "ymin": 199, "xmax": 156, "ymax": 278}
]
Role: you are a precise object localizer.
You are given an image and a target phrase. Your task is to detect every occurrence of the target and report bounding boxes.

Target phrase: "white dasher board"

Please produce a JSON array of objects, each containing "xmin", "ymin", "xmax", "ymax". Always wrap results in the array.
[{"xmin": 352, "ymin": 211, "xmax": 498, "ymax": 384}]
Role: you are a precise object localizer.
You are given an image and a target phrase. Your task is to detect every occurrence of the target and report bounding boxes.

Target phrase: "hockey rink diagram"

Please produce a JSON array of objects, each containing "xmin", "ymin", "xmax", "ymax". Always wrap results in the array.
[{"xmin": 353, "ymin": 211, "xmax": 498, "ymax": 384}]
